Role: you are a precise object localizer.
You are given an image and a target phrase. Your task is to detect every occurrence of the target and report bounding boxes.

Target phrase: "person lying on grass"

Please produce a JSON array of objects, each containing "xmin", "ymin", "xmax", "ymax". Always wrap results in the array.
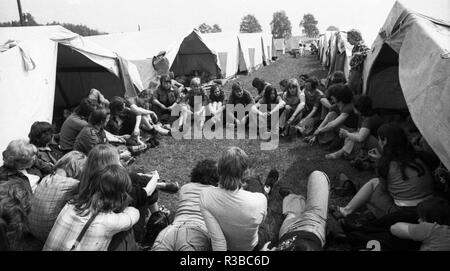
[{"xmin": 261, "ymin": 171, "xmax": 330, "ymax": 251}]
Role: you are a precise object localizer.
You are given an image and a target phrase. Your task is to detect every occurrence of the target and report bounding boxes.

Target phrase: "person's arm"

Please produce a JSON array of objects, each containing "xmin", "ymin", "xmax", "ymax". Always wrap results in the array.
[
  {"xmin": 315, "ymin": 113, "xmax": 348, "ymax": 135},
  {"xmin": 152, "ymin": 99, "xmax": 168, "ymax": 110},
  {"xmin": 251, "ymin": 102, "xmax": 265, "ymax": 116},
  {"xmin": 269, "ymin": 99, "xmax": 286, "ymax": 115},
  {"xmin": 104, "ymin": 130, "xmax": 126, "ymax": 144},
  {"xmin": 390, "ymin": 222, "xmax": 414, "ymax": 240},
  {"xmin": 129, "ymin": 104, "xmax": 155, "ymax": 117},
  {"xmin": 200, "ymin": 206, "xmax": 227, "ymax": 251},
  {"xmin": 320, "ymin": 97, "xmax": 333, "ymax": 109},
  {"xmin": 301, "ymin": 106, "xmax": 318, "ymax": 124},
  {"xmin": 289, "ymin": 94, "xmax": 306, "ymax": 123},
  {"xmin": 139, "ymin": 171, "xmax": 159, "ymax": 196},
  {"xmin": 106, "ymin": 206, "xmax": 140, "ymax": 234},
  {"xmin": 342, "ymin": 127, "xmax": 370, "ymax": 143}
]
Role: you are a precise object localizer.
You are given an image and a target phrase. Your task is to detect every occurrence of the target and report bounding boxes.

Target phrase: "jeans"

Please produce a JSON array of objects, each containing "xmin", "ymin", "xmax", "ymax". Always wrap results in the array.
[
  {"xmin": 151, "ymin": 221, "xmax": 211, "ymax": 251},
  {"xmin": 279, "ymin": 171, "xmax": 330, "ymax": 247}
]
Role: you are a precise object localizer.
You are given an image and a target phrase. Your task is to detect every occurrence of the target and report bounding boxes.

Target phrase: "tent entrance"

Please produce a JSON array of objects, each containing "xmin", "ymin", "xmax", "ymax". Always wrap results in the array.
[
  {"xmin": 367, "ymin": 43, "xmax": 408, "ymax": 115},
  {"xmin": 52, "ymin": 44, "xmax": 124, "ymax": 129}
]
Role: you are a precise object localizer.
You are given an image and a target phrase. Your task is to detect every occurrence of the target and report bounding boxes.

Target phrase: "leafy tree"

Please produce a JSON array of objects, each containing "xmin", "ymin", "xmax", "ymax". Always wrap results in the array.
[
  {"xmin": 211, "ymin": 24, "xmax": 222, "ymax": 33},
  {"xmin": 0, "ymin": 12, "xmax": 38, "ymax": 27},
  {"xmin": 198, "ymin": 23, "xmax": 213, "ymax": 33},
  {"xmin": 198, "ymin": 23, "xmax": 222, "ymax": 33},
  {"xmin": 270, "ymin": 10, "xmax": 292, "ymax": 39},
  {"xmin": 300, "ymin": 13, "xmax": 319, "ymax": 38},
  {"xmin": 239, "ymin": 14, "xmax": 262, "ymax": 33},
  {"xmin": 326, "ymin": 25, "xmax": 340, "ymax": 31}
]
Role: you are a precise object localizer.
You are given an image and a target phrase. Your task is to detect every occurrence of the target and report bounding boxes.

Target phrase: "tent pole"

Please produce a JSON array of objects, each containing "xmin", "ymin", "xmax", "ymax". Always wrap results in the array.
[{"xmin": 17, "ymin": 0, "xmax": 24, "ymax": 26}]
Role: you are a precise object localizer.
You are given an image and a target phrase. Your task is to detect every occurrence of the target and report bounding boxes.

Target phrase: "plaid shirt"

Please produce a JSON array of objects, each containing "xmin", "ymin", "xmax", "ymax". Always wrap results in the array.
[
  {"xmin": 43, "ymin": 204, "xmax": 139, "ymax": 251},
  {"xmin": 28, "ymin": 174, "xmax": 79, "ymax": 242}
]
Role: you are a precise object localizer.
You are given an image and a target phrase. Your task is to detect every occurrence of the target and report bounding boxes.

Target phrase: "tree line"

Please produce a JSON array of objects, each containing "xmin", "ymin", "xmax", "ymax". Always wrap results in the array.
[
  {"xmin": 0, "ymin": 13, "xmax": 106, "ymax": 36},
  {"xmin": 198, "ymin": 11, "xmax": 338, "ymax": 39}
]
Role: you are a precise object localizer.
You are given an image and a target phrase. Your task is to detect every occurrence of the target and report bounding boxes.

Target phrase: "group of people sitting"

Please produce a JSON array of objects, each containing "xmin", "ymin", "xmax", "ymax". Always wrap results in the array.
[{"xmin": 1, "ymin": 66, "xmax": 449, "ymax": 251}]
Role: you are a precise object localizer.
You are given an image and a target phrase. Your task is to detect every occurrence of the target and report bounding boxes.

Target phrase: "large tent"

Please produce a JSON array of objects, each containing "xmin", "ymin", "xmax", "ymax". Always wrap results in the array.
[
  {"xmin": 327, "ymin": 31, "xmax": 353, "ymax": 79},
  {"xmin": 88, "ymin": 29, "xmax": 222, "ymax": 86},
  {"xmin": 237, "ymin": 33, "xmax": 264, "ymax": 72},
  {"xmin": 170, "ymin": 30, "xmax": 221, "ymax": 80},
  {"xmin": 261, "ymin": 34, "xmax": 274, "ymax": 64},
  {"xmin": 200, "ymin": 32, "xmax": 240, "ymax": 79},
  {"xmin": 362, "ymin": 1, "xmax": 450, "ymax": 169},
  {"xmin": 0, "ymin": 25, "xmax": 143, "ymax": 160},
  {"xmin": 274, "ymin": 38, "xmax": 285, "ymax": 56},
  {"xmin": 86, "ymin": 28, "xmax": 190, "ymax": 88}
]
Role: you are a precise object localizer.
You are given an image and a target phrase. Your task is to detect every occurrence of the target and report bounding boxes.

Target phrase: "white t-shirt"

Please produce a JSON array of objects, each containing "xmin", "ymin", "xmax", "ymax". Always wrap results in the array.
[
  {"xmin": 200, "ymin": 186, "xmax": 267, "ymax": 251},
  {"xmin": 19, "ymin": 169, "xmax": 40, "ymax": 193}
]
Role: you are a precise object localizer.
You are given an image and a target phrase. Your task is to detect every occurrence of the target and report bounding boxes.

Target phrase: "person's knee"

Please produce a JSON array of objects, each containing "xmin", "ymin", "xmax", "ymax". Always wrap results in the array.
[
  {"xmin": 369, "ymin": 178, "xmax": 380, "ymax": 189},
  {"xmin": 309, "ymin": 170, "xmax": 329, "ymax": 185}
]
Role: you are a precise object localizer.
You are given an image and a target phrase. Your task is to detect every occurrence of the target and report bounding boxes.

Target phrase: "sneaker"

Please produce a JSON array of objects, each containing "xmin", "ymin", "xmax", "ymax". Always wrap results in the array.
[
  {"xmin": 158, "ymin": 180, "xmax": 180, "ymax": 194},
  {"xmin": 264, "ymin": 169, "xmax": 279, "ymax": 195}
]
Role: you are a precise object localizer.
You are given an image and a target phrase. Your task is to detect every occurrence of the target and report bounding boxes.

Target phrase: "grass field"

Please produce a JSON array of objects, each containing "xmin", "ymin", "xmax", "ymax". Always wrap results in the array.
[{"xmin": 130, "ymin": 54, "xmax": 375, "ymax": 250}]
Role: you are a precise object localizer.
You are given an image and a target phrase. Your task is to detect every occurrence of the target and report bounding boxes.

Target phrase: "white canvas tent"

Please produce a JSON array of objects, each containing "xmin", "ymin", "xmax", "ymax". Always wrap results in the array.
[
  {"xmin": 86, "ymin": 28, "xmax": 189, "ymax": 88},
  {"xmin": 261, "ymin": 34, "xmax": 274, "ymax": 64},
  {"xmin": 362, "ymin": 1, "xmax": 450, "ymax": 169},
  {"xmin": 274, "ymin": 38, "xmax": 285, "ymax": 55},
  {"xmin": 328, "ymin": 31, "xmax": 353, "ymax": 79},
  {"xmin": 200, "ymin": 32, "xmax": 240, "ymax": 79},
  {"xmin": 237, "ymin": 33, "xmax": 264, "ymax": 72},
  {"xmin": 88, "ymin": 29, "xmax": 222, "ymax": 85},
  {"xmin": 0, "ymin": 25, "xmax": 143, "ymax": 161}
]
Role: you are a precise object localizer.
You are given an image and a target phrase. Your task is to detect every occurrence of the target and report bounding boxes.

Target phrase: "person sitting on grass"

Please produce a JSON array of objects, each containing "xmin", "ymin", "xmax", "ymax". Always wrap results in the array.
[
  {"xmin": 321, "ymin": 71, "xmax": 347, "ymax": 119},
  {"xmin": 298, "ymin": 74, "xmax": 309, "ymax": 91},
  {"xmin": 295, "ymin": 77, "xmax": 325, "ymax": 136},
  {"xmin": 225, "ymin": 82, "xmax": 255, "ymax": 128},
  {"xmin": 280, "ymin": 79, "xmax": 306, "ymax": 137},
  {"xmin": 330, "ymin": 123, "xmax": 435, "ymax": 221},
  {"xmin": 261, "ymin": 171, "xmax": 330, "ymax": 251},
  {"xmin": 279, "ymin": 79, "xmax": 289, "ymax": 95},
  {"xmin": 0, "ymin": 179, "xmax": 33, "ymax": 251},
  {"xmin": 152, "ymin": 75, "xmax": 182, "ymax": 125},
  {"xmin": 28, "ymin": 151, "xmax": 87, "ymax": 244},
  {"xmin": 252, "ymin": 77, "xmax": 271, "ymax": 103},
  {"xmin": 28, "ymin": 121, "xmax": 63, "ymax": 176},
  {"xmin": 200, "ymin": 147, "xmax": 267, "ymax": 251},
  {"xmin": 43, "ymin": 164, "xmax": 140, "ymax": 251},
  {"xmin": 306, "ymin": 84, "xmax": 358, "ymax": 145},
  {"xmin": 251, "ymin": 85, "xmax": 285, "ymax": 138},
  {"xmin": 390, "ymin": 197, "xmax": 450, "ymax": 251},
  {"xmin": 179, "ymin": 77, "xmax": 209, "ymax": 132},
  {"xmin": 207, "ymin": 84, "xmax": 225, "ymax": 126},
  {"xmin": 325, "ymin": 95, "xmax": 384, "ymax": 160},
  {"xmin": 0, "ymin": 139, "xmax": 40, "ymax": 193},
  {"xmin": 59, "ymin": 98, "xmax": 96, "ymax": 153},
  {"xmin": 151, "ymin": 159, "xmax": 219, "ymax": 251}
]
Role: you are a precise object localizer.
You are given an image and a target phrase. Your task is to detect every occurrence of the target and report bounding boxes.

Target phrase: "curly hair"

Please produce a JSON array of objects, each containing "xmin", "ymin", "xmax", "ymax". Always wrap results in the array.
[
  {"xmin": 2, "ymin": 139, "xmax": 37, "ymax": 170},
  {"xmin": 28, "ymin": 121, "xmax": 54, "ymax": 148},
  {"xmin": 190, "ymin": 159, "xmax": 219, "ymax": 186},
  {"xmin": 0, "ymin": 180, "xmax": 31, "ymax": 242}
]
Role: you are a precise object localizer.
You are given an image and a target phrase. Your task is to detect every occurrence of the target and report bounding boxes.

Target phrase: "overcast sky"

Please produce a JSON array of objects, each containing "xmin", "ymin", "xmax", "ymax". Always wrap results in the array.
[{"xmin": 1, "ymin": 0, "xmax": 449, "ymax": 45}]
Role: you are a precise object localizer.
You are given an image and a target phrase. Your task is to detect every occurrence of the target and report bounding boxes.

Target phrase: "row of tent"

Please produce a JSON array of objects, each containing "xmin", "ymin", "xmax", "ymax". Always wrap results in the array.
[
  {"xmin": 0, "ymin": 26, "xmax": 275, "ymax": 159},
  {"xmin": 317, "ymin": 1, "xmax": 450, "ymax": 170},
  {"xmin": 87, "ymin": 30, "xmax": 275, "ymax": 88}
]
